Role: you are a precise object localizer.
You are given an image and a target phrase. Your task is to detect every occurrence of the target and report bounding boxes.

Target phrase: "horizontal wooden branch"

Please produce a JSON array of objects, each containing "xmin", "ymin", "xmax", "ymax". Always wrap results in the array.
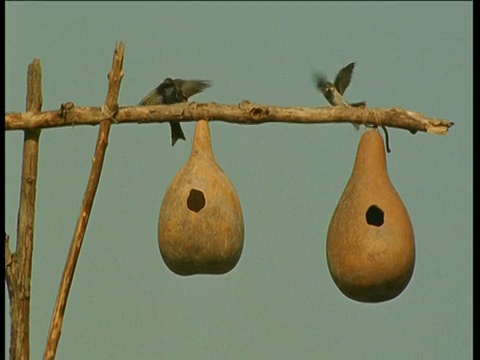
[{"xmin": 5, "ymin": 101, "xmax": 454, "ymax": 135}]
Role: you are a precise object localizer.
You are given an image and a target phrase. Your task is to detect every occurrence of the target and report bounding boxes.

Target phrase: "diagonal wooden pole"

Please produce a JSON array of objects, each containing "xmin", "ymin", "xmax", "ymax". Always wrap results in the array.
[
  {"xmin": 42, "ymin": 42, "xmax": 125, "ymax": 360},
  {"xmin": 5, "ymin": 59, "xmax": 43, "ymax": 360}
]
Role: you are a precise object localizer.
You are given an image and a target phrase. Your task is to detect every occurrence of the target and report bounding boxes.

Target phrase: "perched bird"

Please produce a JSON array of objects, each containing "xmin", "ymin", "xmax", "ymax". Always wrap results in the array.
[
  {"xmin": 139, "ymin": 78, "xmax": 212, "ymax": 146},
  {"xmin": 313, "ymin": 62, "xmax": 366, "ymax": 129}
]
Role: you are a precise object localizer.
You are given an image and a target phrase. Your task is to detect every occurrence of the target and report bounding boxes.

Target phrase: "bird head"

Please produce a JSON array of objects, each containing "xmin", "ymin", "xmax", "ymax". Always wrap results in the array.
[
  {"xmin": 314, "ymin": 73, "xmax": 333, "ymax": 95},
  {"xmin": 157, "ymin": 77, "xmax": 182, "ymax": 103},
  {"xmin": 322, "ymin": 82, "xmax": 335, "ymax": 95}
]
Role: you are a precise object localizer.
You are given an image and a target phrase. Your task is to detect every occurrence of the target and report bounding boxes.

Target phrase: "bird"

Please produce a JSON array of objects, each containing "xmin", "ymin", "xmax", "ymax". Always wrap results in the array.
[
  {"xmin": 313, "ymin": 62, "xmax": 366, "ymax": 129},
  {"xmin": 139, "ymin": 78, "xmax": 212, "ymax": 146}
]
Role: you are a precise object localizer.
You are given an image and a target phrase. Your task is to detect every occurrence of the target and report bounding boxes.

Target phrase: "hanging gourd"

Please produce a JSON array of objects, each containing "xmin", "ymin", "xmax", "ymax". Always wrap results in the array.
[
  {"xmin": 326, "ymin": 128, "xmax": 415, "ymax": 302},
  {"xmin": 158, "ymin": 119, "xmax": 244, "ymax": 276}
]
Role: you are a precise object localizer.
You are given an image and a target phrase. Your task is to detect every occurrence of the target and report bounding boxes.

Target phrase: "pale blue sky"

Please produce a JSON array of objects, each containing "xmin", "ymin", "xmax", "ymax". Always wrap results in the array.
[{"xmin": 5, "ymin": 2, "xmax": 472, "ymax": 359}]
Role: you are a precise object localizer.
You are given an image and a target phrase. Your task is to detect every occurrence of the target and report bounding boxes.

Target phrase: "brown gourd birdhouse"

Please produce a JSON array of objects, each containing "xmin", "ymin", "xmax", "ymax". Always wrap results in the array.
[
  {"xmin": 326, "ymin": 128, "xmax": 415, "ymax": 302},
  {"xmin": 158, "ymin": 119, "xmax": 244, "ymax": 276}
]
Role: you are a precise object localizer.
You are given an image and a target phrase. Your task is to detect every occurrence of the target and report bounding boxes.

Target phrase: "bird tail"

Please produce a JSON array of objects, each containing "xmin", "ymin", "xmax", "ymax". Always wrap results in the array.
[
  {"xmin": 350, "ymin": 101, "xmax": 367, "ymax": 108},
  {"xmin": 348, "ymin": 102, "xmax": 365, "ymax": 129},
  {"xmin": 170, "ymin": 122, "xmax": 186, "ymax": 146}
]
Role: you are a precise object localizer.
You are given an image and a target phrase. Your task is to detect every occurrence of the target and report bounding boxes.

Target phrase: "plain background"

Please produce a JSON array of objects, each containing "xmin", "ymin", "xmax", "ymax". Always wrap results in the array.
[{"xmin": 5, "ymin": 2, "xmax": 472, "ymax": 359}]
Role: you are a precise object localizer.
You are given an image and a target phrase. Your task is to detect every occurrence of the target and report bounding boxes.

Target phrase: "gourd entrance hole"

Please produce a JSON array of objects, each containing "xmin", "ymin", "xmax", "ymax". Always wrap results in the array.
[
  {"xmin": 187, "ymin": 189, "xmax": 206, "ymax": 212},
  {"xmin": 366, "ymin": 205, "xmax": 384, "ymax": 227}
]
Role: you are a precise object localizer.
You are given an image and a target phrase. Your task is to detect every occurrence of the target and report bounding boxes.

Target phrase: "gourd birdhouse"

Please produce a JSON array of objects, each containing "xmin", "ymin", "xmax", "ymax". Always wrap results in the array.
[
  {"xmin": 158, "ymin": 119, "xmax": 244, "ymax": 276},
  {"xmin": 326, "ymin": 128, "xmax": 415, "ymax": 302}
]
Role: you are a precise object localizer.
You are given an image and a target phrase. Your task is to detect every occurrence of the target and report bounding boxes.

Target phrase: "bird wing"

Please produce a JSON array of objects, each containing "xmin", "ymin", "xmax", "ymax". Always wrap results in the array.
[
  {"xmin": 138, "ymin": 87, "xmax": 162, "ymax": 105},
  {"xmin": 333, "ymin": 62, "xmax": 355, "ymax": 95},
  {"xmin": 174, "ymin": 79, "xmax": 212, "ymax": 100},
  {"xmin": 313, "ymin": 72, "xmax": 330, "ymax": 92}
]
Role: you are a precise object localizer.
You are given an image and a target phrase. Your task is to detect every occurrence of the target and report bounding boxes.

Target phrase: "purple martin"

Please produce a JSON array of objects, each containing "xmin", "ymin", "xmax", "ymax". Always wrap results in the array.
[
  {"xmin": 314, "ymin": 62, "xmax": 366, "ymax": 129},
  {"xmin": 139, "ymin": 78, "xmax": 212, "ymax": 146}
]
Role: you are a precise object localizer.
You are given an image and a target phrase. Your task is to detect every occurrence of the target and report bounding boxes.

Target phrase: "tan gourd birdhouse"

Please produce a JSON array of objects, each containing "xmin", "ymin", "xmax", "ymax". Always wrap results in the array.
[
  {"xmin": 326, "ymin": 128, "xmax": 415, "ymax": 302},
  {"xmin": 158, "ymin": 119, "xmax": 244, "ymax": 276}
]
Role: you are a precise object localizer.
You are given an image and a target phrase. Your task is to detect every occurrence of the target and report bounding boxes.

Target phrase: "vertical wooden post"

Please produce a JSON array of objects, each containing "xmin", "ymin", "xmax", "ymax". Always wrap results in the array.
[{"xmin": 5, "ymin": 59, "xmax": 43, "ymax": 359}]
